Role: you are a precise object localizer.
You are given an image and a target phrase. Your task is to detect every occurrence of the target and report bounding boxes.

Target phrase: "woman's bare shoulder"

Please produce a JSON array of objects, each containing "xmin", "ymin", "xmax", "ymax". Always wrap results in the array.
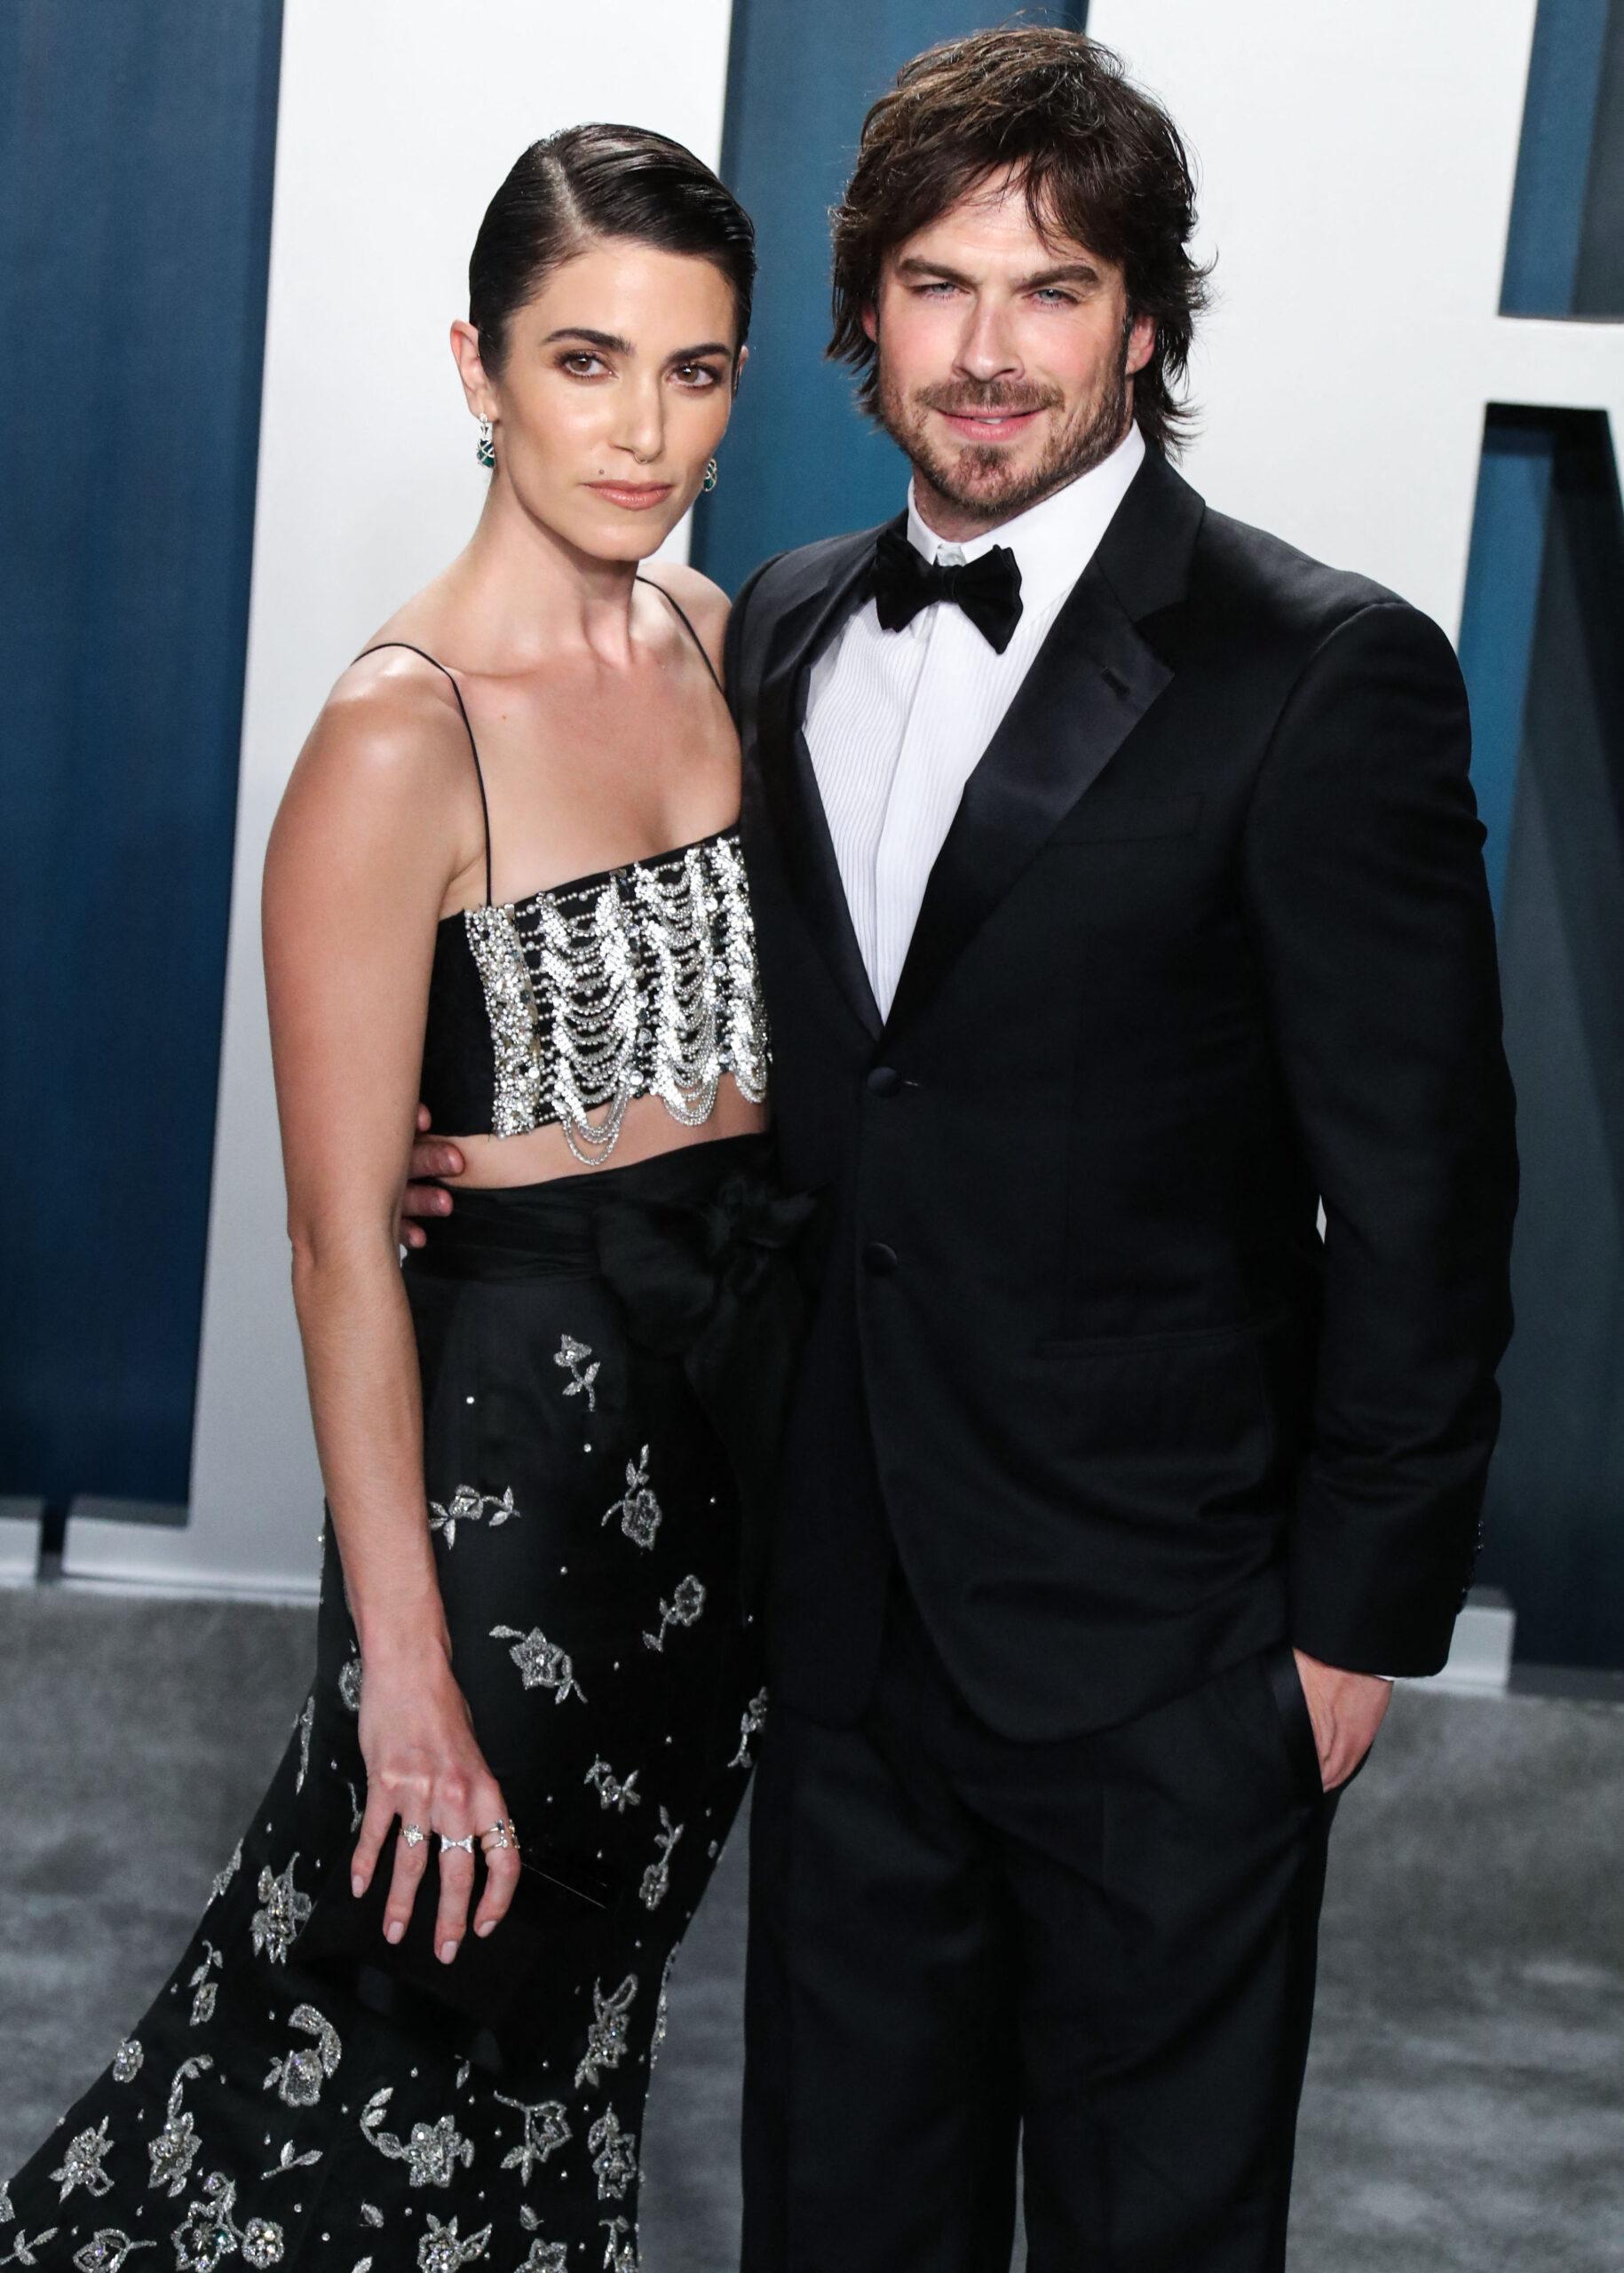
[
  {"xmin": 266, "ymin": 641, "xmax": 486, "ymax": 916},
  {"xmin": 639, "ymin": 560, "xmax": 731, "ymax": 669},
  {"xmin": 297, "ymin": 643, "xmax": 475, "ymax": 797}
]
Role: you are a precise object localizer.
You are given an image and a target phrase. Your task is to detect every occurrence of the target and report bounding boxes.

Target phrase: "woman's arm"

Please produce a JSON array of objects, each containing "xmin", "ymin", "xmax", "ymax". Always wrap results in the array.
[{"xmin": 263, "ymin": 662, "xmax": 515, "ymax": 1960}]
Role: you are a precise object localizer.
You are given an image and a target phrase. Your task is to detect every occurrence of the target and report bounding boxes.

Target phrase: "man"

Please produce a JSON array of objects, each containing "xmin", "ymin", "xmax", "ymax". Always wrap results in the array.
[
  {"xmin": 724, "ymin": 28, "xmax": 1514, "ymax": 2272},
  {"xmin": 409, "ymin": 28, "xmax": 1516, "ymax": 2268}
]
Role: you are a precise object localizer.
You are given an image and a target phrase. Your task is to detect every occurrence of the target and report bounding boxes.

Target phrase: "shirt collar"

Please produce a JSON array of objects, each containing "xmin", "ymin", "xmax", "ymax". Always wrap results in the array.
[{"xmin": 905, "ymin": 420, "xmax": 1146, "ymax": 614}]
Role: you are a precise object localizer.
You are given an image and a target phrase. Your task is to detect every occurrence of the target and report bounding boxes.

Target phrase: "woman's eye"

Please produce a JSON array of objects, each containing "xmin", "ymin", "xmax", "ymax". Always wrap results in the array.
[
  {"xmin": 560, "ymin": 352, "xmax": 606, "ymax": 376},
  {"xmin": 673, "ymin": 363, "xmax": 722, "ymax": 390}
]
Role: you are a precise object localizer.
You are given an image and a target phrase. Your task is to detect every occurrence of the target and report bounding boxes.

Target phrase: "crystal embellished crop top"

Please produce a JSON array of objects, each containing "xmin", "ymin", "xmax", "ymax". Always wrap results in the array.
[{"xmin": 361, "ymin": 582, "xmax": 770, "ymax": 1168}]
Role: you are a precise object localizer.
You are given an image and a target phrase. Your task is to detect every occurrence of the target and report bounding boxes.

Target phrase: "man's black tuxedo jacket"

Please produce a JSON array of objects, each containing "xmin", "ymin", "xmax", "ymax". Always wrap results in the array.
[{"xmin": 726, "ymin": 446, "xmax": 1517, "ymax": 1742}]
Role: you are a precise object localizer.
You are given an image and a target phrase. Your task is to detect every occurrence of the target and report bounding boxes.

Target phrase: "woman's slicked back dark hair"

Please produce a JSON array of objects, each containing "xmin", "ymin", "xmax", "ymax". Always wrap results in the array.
[
  {"xmin": 830, "ymin": 29, "xmax": 1210, "ymax": 455},
  {"xmin": 469, "ymin": 123, "xmax": 757, "ymax": 373}
]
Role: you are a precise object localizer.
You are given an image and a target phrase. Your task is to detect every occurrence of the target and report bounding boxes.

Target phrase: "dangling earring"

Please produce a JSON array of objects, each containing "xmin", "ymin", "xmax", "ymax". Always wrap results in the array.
[
  {"xmin": 476, "ymin": 417, "xmax": 495, "ymax": 470},
  {"xmin": 701, "ymin": 456, "xmax": 719, "ymax": 493}
]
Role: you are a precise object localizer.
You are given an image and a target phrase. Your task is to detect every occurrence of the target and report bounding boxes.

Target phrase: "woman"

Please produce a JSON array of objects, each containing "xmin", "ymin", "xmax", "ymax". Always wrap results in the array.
[{"xmin": 3, "ymin": 125, "xmax": 790, "ymax": 2272}]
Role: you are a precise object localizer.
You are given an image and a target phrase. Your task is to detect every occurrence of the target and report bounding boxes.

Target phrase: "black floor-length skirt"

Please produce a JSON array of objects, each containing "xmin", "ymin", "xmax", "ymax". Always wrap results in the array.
[{"xmin": 3, "ymin": 1134, "xmax": 791, "ymax": 2273}]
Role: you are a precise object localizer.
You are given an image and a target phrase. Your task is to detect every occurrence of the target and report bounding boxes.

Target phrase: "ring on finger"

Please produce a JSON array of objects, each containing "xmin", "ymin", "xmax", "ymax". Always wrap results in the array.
[
  {"xmin": 401, "ymin": 1823, "xmax": 427, "ymax": 1848},
  {"xmin": 439, "ymin": 1832, "xmax": 476, "ymax": 1856},
  {"xmin": 481, "ymin": 1818, "xmax": 519, "ymax": 1851}
]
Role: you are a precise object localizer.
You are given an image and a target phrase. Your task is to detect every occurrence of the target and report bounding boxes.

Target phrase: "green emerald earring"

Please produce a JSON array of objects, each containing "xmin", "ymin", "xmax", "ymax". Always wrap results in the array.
[
  {"xmin": 701, "ymin": 456, "xmax": 718, "ymax": 493},
  {"xmin": 477, "ymin": 417, "xmax": 495, "ymax": 470}
]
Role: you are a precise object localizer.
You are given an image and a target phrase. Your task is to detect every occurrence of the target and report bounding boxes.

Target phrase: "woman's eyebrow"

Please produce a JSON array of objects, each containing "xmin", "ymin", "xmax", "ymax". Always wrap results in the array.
[{"xmin": 542, "ymin": 325, "xmax": 632, "ymax": 352}]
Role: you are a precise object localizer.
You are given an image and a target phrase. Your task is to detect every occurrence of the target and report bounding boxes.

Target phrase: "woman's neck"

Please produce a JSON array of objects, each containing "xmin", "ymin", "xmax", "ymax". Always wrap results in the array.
[{"xmin": 429, "ymin": 480, "xmax": 647, "ymax": 673}]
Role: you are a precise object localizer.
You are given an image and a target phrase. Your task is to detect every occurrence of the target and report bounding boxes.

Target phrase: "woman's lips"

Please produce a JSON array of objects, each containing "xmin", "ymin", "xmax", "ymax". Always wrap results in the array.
[
  {"xmin": 586, "ymin": 481, "xmax": 676, "ymax": 511},
  {"xmin": 936, "ymin": 408, "xmax": 1043, "ymax": 443}
]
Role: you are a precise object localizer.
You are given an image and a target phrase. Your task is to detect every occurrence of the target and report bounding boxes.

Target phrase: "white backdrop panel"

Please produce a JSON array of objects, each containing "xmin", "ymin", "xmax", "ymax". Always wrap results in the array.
[
  {"xmin": 161, "ymin": 0, "xmax": 733, "ymax": 1594},
  {"xmin": 1089, "ymin": 0, "xmax": 1624, "ymax": 631}
]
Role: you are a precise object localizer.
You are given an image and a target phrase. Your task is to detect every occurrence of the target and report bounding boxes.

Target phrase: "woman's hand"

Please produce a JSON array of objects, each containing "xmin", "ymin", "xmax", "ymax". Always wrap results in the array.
[{"xmin": 350, "ymin": 1644, "xmax": 520, "ymax": 1962}]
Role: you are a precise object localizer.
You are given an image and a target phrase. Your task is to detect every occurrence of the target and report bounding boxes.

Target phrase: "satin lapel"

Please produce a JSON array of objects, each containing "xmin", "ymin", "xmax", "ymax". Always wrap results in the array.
[
  {"xmin": 883, "ymin": 556, "xmax": 1173, "ymax": 1044},
  {"xmin": 754, "ymin": 525, "xmax": 894, "ymax": 1040}
]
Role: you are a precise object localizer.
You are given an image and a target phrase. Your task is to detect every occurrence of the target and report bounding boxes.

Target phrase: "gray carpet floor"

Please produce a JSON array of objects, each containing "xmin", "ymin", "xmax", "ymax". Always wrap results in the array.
[{"xmin": 1, "ymin": 1587, "xmax": 1620, "ymax": 2269}]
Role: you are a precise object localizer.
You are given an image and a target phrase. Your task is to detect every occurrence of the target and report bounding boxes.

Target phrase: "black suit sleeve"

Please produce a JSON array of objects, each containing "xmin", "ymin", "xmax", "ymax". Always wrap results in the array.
[
  {"xmin": 1243, "ymin": 600, "xmax": 1517, "ymax": 1675},
  {"xmin": 722, "ymin": 551, "xmax": 787, "ymax": 702}
]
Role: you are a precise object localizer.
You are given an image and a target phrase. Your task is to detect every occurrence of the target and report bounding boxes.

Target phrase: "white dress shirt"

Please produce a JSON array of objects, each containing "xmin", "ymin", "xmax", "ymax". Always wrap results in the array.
[{"xmin": 804, "ymin": 421, "xmax": 1145, "ymax": 1018}]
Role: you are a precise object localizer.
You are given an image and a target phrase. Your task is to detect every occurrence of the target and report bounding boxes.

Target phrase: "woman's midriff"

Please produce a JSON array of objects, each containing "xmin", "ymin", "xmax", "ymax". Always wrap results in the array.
[{"xmin": 444, "ymin": 1073, "xmax": 770, "ymax": 1189}]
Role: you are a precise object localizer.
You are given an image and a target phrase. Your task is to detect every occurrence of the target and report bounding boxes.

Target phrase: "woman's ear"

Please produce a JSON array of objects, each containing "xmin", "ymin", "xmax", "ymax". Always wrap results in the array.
[
  {"xmin": 732, "ymin": 342, "xmax": 750, "ymax": 397},
  {"xmin": 449, "ymin": 319, "xmax": 497, "ymax": 421}
]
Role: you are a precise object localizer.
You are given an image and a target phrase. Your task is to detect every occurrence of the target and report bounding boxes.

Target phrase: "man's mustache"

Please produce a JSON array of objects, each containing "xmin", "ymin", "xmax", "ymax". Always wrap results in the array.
[{"xmin": 915, "ymin": 385, "xmax": 1061, "ymax": 417}]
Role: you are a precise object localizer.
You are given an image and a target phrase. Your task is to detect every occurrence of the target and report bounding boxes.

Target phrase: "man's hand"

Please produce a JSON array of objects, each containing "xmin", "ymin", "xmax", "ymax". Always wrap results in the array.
[
  {"xmin": 1292, "ymin": 1649, "xmax": 1390, "ymax": 1791},
  {"xmin": 399, "ymin": 1105, "xmax": 465, "ymax": 1249}
]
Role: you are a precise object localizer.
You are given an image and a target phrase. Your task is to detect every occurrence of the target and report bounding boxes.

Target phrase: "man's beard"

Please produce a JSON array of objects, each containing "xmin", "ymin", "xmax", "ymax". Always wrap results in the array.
[{"xmin": 875, "ymin": 325, "xmax": 1133, "ymax": 528}]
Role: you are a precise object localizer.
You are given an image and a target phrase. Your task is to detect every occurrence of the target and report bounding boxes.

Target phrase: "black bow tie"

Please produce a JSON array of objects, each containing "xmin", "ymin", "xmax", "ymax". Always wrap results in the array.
[{"xmin": 869, "ymin": 525, "xmax": 1024, "ymax": 654}]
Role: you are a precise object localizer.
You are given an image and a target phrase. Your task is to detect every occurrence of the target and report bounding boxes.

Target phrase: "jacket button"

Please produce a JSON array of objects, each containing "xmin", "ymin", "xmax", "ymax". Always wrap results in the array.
[
  {"xmin": 866, "ymin": 1065, "xmax": 903, "ymax": 1097},
  {"xmin": 864, "ymin": 1241, "xmax": 899, "ymax": 1276}
]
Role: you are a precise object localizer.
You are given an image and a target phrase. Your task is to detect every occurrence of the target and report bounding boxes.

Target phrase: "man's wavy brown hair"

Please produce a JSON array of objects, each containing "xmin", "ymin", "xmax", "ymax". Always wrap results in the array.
[{"xmin": 828, "ymin": 27, "xmax": 1210, "ymax": 456}]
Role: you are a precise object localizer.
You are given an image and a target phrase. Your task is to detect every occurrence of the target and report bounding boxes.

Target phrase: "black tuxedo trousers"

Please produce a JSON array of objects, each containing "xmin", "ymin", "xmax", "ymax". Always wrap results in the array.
[
  {"xmin": 743, "ymin": 1573, "xmax": 1338, "ymax": 2272},
  {"xmin": 725, "ymin": 450, "xmax": 1517, "ymax": 2267}
]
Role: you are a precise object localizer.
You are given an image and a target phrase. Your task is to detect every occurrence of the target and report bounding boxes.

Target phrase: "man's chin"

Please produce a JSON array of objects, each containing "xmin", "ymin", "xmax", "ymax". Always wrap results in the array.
[{"xmin": 925, "ymin": 448, "xmax": 1048, "ymax": 516}]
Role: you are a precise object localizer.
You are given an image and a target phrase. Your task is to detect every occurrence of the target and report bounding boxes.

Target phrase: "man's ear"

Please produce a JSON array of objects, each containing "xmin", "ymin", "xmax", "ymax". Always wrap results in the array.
[
  {"xmin": 1126, "ymin": 312, "xmax": 1156, "ymax": 379},
  {"xmin": 860, "ymin": 302, "xmax": 878, "ymax": 345}
]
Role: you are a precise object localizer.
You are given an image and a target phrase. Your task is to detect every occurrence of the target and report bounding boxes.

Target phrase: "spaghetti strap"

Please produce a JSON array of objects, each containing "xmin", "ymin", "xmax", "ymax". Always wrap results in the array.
[
  {"xmin": 354, "ymin": 641, "xmax": 495, "ymax": 907},
  {"xmin": 635, "ymin": 574, "xmax": 725, "ymax": 695}
]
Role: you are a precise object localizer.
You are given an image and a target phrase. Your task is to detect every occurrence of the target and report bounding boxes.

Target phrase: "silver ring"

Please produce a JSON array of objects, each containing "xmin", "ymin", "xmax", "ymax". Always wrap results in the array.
[
  {"xmin": 401, "ymin": 1822, "xmax": 426, "ymax": 1848},
  {"xmin": 481, "ymin": 1818, "xmax": 518, "ymax": 1851},
  {"xmin": 439, "ymin": 1832, "xmax": 476, "ymax": 1856}
]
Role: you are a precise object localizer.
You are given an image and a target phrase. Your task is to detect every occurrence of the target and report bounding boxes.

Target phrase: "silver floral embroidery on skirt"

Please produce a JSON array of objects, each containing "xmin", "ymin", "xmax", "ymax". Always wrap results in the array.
[
  {"xmin": 416, "ymin": 2216, "xmax": 490, "ymax": 2273},
  {"xmin": 250, "ymin": 1856, "xmax": 312, "ymax": 1964},
  {"xmin": 187, "ymin": 1943, "xmax": 223, "ymax": 2026},
  {"xmin": 638, "ymin": 1810, "xmax": 683, "ymax": 1912},
  {"xmin": 492, "ymin": 2099, "xmax": 571, "ymax": 2184},
  {"xmin": 338, "ymin": 1653, "xmax": 363, "ymax": 1713},
  {"xmin": 602, "ymin": 1448, "xmax": 661, "ymax": 1551},
  {"xmin": 554, "ymin": 1335, "xmax": 599, "ymax": 1412},
  {"xmin": 0, "ymin": 2228, "xmax": 58, "ymax": 2266},
  {"xmin": 586, "ymin": 2111, "xmax": 638, "ymax": 2203},
  {"xmin": 206, "ymin": 1842, "xmax": 242, "ymax": 1906},
  {"xmin": 71, "ymin": 2232, "xmax": 154, "ymax": 2273},
  {"xmin": 584, "ymin": 1759, "xmax": 641, "ymax": 1814},
  {"xmin": 49, "ymin": 2119, "xmax": 115, "ymax": 2203},
  {"xmin": 265, "ymin": 2004, "xmax": 342, "ymax": 2105},
  {"xmin": 649, "ymin": 1948, "xmax": 678, "ymax": 2071},
  {"xmin": 642, "ymin": 1574, "xmax": 706, "ymax": 1653},
  {"xmin": 293, "ymin": 1694, "xmax": 314, "ymax": 1792},
  {"xmin": 516, "ymin": 2241, "xmax": 568, "ymax": 2273},
  {"xmin": 729, "ymin": 1688, "xmax": 769, "ymax": 1770},
  {"xmin": 360, "ymin": 2090, "xmax": 473, "ymax": 2187},
  {"xmin": 170, "ymin": 2173, "xmax": 282, "ymax": 2273},
  {"xmin": 414, "ymin": 2218, "xmax": 484, "ymax": 2273},
  {"xmin": 111, "ymin": 2039, "xmax": 144, "ymax": 2086},
  {"xmin": 574, "ymin": 1974, "xmax": 638, "ymax": 2091},
  {"xmin": 599, "ymin": 2218, "xmax": 637, "ymax": 2273},
  {"xmin": 490, "ymin": 1626, "xmax": 585, "ymax": 1705},
  {"xmin": 147, "ymin": 2056, "xmax": 212, "ymax": 2198},
  {"xmin": 258, "ymin": 2141, "xmax": 321, "ymax": 2183},
  {"xmin": 429, "ymin": 1485, "xmax": 519, "ymax": 1549}
]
